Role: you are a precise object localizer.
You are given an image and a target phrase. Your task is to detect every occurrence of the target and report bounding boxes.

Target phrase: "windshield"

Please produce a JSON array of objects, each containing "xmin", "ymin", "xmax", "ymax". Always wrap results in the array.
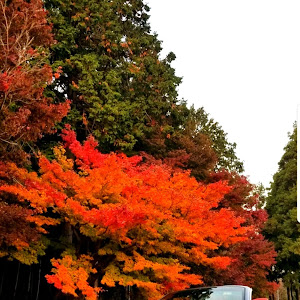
[{"xmin": 161, "ymin": 286, "xmax": 245, "ymax": 300}]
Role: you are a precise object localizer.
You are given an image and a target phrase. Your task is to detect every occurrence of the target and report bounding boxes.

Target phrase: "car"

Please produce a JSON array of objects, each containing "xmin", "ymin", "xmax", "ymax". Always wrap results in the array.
[{"xmin": 159, "ymin": 285, "xmax": 253, "ymax": 300}]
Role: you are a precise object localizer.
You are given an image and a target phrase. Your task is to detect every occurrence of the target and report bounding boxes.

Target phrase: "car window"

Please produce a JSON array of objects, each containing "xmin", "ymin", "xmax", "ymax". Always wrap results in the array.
[{"xmin": 163, "ymin": 287, "xmax": 245, "ymax": 300}]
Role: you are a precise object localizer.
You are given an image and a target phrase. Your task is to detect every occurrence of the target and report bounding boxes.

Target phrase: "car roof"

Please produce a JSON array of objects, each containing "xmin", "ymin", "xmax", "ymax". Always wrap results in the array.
[
  {"xmin": 162, "ymin": 285, "xmax": 252, "ymax": 299},
  {"xmin": 173, "ymin": 285, "xmax": 251, "ymax": 291}
]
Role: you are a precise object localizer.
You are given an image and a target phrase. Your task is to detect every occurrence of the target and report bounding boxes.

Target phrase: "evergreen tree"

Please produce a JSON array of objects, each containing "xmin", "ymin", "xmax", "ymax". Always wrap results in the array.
[
  {"xmin": 265, "ymin": 124, "xmax": 300, "ymax": 299},
  {"xmin": 43, "ymin": 0, "xmax": 243, "ymax": 178},
  {"xmin": 44, "ymin": 0, "xmax": 183, "ymax": 153}
]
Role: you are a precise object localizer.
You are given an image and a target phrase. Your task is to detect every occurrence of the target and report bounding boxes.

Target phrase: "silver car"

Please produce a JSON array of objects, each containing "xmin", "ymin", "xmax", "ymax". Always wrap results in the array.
[{"xmin": 160, "ymin": 285, "xmax": 253, "ymax": 300}]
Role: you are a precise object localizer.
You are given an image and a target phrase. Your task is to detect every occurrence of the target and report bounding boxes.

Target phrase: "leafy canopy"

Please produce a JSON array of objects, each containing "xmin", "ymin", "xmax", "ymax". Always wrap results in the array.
[
  {"xmin": 0, "ymin": 0, "xmax": 69, "ymax": 163},
  {"xmin": 44, "ymin": 0, "xmax": 182, "ymax": 153},
  {"xmin": 0, "ymin": 126, "xmax": 247, "ymax": 300}
]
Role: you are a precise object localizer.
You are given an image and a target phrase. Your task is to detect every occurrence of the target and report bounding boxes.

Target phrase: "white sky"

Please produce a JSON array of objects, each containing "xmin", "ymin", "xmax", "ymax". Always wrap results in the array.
[{"xmin": 146, "ymin": 0, "xmax": 300, "ymax": 188}]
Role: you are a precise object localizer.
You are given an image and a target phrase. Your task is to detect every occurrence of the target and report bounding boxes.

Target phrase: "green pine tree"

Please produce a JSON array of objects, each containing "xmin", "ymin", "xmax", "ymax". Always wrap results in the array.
[
  {"xmin": 265, "ymin": 124, "xmax": 300, "ymax": 299},
  {"xmin": 44, "ymin": 0, "xmax": 183, "ymax": 153}
]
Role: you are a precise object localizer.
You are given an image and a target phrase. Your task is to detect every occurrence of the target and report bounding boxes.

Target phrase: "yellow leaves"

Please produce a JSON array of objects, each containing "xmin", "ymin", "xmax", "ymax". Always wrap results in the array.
[
  {"xmin": 0, "ymin": 250, "xmax": 7, "ymax": 258},
  {"xmin": 105, "ymin": 251, "xmax": 202, "ymax": 299},
  {"xmin": 115, "ymin": 251, "xmax": 192, "ymax": 285},
  {"xmin": 79, "ymin": 223, "xmax": 97, "ymax": 238},
  {"xmin": 101, "ymin": 265, "xmax": 119, "ymax": 287},
  {"xmin": 132, "ymin": 280, "xmax": 160, "ymax": 300},
  {"xmin": 53, "ymin": 146, "xmax": 74, "ymax": 170},
  {"xmin": 100, "ymin": 261, "xmax": 159, "ymax": 299},
  {"xmin": 98, "ymin": 248, "xmax": 113, "ymax": 256},
  {"xmin": 11, "ymin": 240, "xmax": 47, "ymax": 265}
]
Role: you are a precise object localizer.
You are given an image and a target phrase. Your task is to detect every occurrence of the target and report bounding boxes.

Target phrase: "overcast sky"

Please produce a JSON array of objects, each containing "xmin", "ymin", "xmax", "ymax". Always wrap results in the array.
[{"xmin": 146, "ymin": 0, "xmax": 300, "ymax": 188}]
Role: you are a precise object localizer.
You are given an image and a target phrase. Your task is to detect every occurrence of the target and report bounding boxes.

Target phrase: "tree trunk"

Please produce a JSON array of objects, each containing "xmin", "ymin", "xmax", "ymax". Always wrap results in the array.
[
  {"xmin": 13, "ymin": 261, "xmax": 20, "ymax": 299},
  {"xmin": 0, "ymin": 268, "xmax": 4, "ymax": 298},
  {"xmin": 28, "ymin": 266, "xmax": 32, "ymax": 293},
  {"xmin": 65, "ymin": 223, "xmax": 73, "ymax": 244},
  {"xmin": 125, "ymin": 285, "xmax": 132, "ymax": 300},
  {"xmin": 35, "ymin": 260, "xmax": 41, "ymax": 300},
  {"xmin": 288, "ymin": 287, "xmax": 291, "ymax": 300}
]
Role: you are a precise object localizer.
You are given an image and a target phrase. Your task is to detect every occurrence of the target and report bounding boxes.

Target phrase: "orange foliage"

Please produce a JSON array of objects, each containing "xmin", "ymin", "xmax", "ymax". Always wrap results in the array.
[
  {"xmin": 45, "ymin": 255, "xmax": 102, "ymax": 300},
  {"xmin": 0, "ymin": 127, "xmax": 248, "ymax": 299}
]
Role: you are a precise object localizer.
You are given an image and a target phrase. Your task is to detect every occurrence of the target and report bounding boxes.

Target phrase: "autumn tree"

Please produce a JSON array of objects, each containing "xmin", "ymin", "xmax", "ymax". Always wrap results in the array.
[
  {"xmin": 41, "ymin": 0, "xmax": 244, "ymax": 182},
  {"xmin": 265, "ymin": 124, "xmax": 300, "ymax": 300},
  {"xmin": 151, "ymin": 106, "xmax": 244, "ymax": 181},
  {"xmin": 197, "ymin": 170, "xmax": 278, "ymax": 298},
  {"xmin": 0, "ymin": 1, "xmax": 70, "ymax": 298},
  {"xmin": 0, "ymin": 127, "xmax": 248, "ymax": 300},
  {"xmin": 0, "ymin": 0, "xmax": 69, "ymax": 163},
  {"xmin": 0, "ymin": 2, "xmax": 267, "ymax": 299},
  {"xmin": 184, "ymin": 107, "xmax": 244, "ymax": 173}
]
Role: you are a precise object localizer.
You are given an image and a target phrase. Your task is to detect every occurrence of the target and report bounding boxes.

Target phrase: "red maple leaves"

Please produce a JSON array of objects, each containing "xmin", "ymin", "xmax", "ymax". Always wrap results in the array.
[{"xmin": 0, "ymin": 0, "xmax": 69, "ymax": 162}]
